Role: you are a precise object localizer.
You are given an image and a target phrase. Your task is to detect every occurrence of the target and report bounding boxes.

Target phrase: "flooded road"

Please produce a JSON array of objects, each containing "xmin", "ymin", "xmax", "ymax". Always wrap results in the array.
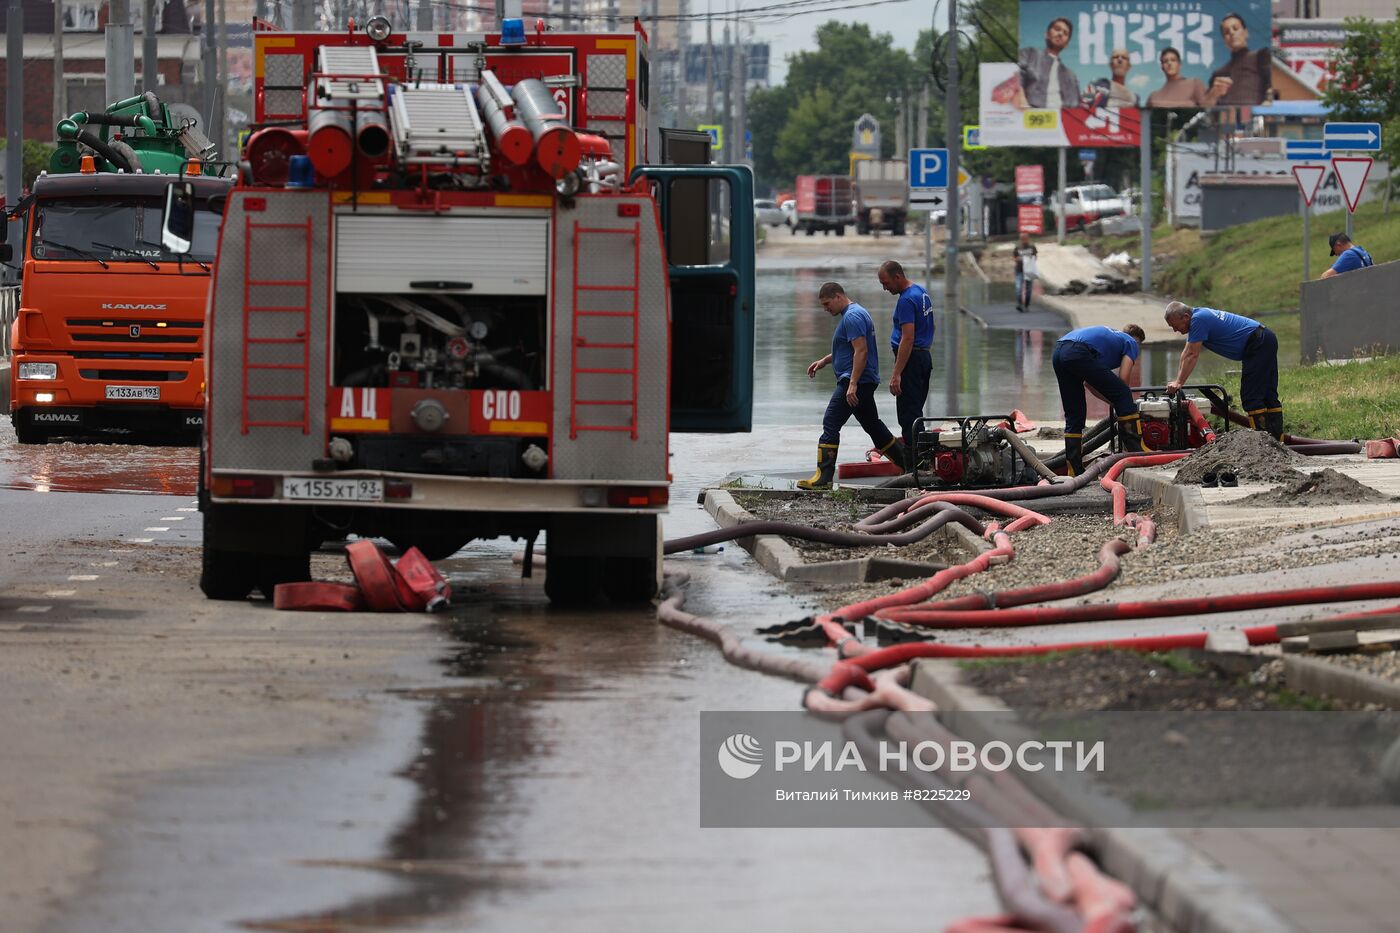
[{"xmin": 3, "ymin": 233, "xmax": 1306, "ymax": 931}]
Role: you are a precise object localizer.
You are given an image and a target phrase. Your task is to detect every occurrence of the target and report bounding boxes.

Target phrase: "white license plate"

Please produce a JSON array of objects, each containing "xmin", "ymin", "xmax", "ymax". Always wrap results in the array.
[
  {"xmin": 105, "ymin": 385, "xmax": 160, "ymax": 401},
  {"xmin": 283, "ymin": 477, "xmax": 384, "ymax": 502}
]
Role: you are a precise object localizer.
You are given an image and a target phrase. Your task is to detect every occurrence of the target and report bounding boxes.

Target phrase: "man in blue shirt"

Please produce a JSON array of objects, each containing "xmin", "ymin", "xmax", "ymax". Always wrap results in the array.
[
  {"xmin": 1052, "ymin": 324, "xmax": 1149, "ymax": 475},
  {"xmin": 878, "ymin": 260, "xmax": 935, "ymax": 457},
  {"xmin": 1164, "ymin": 301, "xmax": 1283, "ymax": 440},
  {"xmin": 1320, "ymin": 233, "xmax": 1374, "ymax": 279},
  {"xmin": 797, "ymin": 282, "xmax": 906, "ymax": 490}
]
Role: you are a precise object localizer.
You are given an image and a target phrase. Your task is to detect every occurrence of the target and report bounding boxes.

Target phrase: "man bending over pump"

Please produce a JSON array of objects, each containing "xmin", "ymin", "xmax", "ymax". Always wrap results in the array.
[
  {"xmin": 1164, "ymin": 301, "xmax": 1283, "ymax": 440},
  {"xmin": 1052, "ymin": 324, "xmax": 1149, "ymax": 475}
]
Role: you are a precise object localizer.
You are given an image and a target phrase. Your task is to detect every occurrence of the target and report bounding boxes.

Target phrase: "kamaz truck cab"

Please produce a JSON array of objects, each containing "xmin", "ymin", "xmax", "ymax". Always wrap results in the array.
[{"xmin": 4, "ymin": 93, "xmax": 232, "ymax": 444}]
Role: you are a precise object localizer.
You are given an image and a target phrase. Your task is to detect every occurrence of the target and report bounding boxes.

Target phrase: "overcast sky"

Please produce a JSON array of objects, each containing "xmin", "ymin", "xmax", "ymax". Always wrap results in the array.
[{"xmin": 740, "ymin": 0, "xmax": 928, "ymax": 84}]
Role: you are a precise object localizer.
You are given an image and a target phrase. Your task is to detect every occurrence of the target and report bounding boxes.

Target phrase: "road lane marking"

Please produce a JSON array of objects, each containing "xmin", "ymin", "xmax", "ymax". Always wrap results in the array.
[
  {"xmin": 129, "ymin": 538, "xmax": 154, "ymax": 544},
  {"xmin": 16, "ymin": 605, "xmax": 52, "ymax": 614},
  {"xmin": 90, "ymin": 561, "xmax": 118, "ymax": 567},
  {"xmin": 160, "ymin": 517, "xmax": 186, "ymax": 522},
  {"xmin": 44, "ymin": 590, "xmax": 76, "ymax": 597},
  {"xmin": 67, "ymin": 575, "xmax": 99, "ymax": 581},
  {"xmin": 144, "ymin": 527, "xmax": 170, "ymax": 532},
  {"xmin": 176, "ymin": 507, "xmax": 197, "ymax": 512}
]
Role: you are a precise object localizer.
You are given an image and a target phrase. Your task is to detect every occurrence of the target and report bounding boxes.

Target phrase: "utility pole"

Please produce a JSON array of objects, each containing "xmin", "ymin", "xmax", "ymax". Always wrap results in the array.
[
  {"xmin": 916, "ymin": 81, "xmax": 928, "ymax": 148},
  {"xmin": 721, "ymin": 21, "xmax": 731, "ymax": 159},
  {"xmin": 216, "ymin": 0, "xmax": 228, "ymax": 157},
  {"xmin": 944, "ymin": 0, "xmax": 960, "ymax": 309},
  {"xmin": 53, "ymin": 0, "xmax": 66, "ymax": 126},
  {"xmin": 733, "ymin": 10, "xmax": 746, "ymax": 164},
  {"xmin": 417, "ymin": 0, "xmax": 431, "ymax": 30},
  {"xmin": 1056, "ymin": 147, "xmax": 1066, "ymax": 243},
  {"xmin": 202, "ymin": 0, "xmax": 217, "ymax": 143},
  {"xmin": 142, "ymin": 0, "xmax": 158, "ymax": 94},
  {"xmin": 894, "ymin": 93, "xmax": 905, "ymax": 157},
  {"xmin": 676, "ymin": 0, "xmax": 689, "ymax": 128},
  {"xmin": 704, "ymin": 5, "xmax": 714, "ymax": 122},
  {"xmin": 5, "ymin": 0, "xmax": 22, "ymax": 284},
  {"xmin": 1140, "ymin": 108, "xmax": 1152, "ymax": 293},
  {"xmin": 106, "ymin": 0, "xmax": 135, "ymax": 104}
]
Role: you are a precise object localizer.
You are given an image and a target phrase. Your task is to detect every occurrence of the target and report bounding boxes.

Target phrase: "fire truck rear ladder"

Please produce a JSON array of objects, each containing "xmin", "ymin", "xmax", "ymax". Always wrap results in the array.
[
  {"xmin": 569, "ymin": 220, "xmax": 641, "ymax": 440},
  {"xmin": 240, "ymin": 215, "xmax": 313, "ymax": 435}
]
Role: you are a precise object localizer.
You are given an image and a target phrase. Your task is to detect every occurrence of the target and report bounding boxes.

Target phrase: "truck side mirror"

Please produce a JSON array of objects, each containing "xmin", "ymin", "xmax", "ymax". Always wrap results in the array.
[{"xmin": 161, "ymin": 181, "xmax": 196, "ymax": 254}]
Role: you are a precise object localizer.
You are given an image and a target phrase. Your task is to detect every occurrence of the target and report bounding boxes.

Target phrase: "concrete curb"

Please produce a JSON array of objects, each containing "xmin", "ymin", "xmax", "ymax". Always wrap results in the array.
[
  {"xmin": 908, "ymin": 658, "xmax": 1293, "ymax": 933},
  {"xmin": 701, "ymin": 488, "xmax": 987, "ymax": 585},
  {"xmin": 1117, "ymin": 465, "xmax": 1210, "ymax": 534},
  {"xmin": 1284, "ymin": 654, "xmax": 1400, "ymax": 708}
]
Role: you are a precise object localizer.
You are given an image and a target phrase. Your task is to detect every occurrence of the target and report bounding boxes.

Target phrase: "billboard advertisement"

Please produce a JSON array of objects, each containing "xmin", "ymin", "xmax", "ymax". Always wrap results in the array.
[
  {"xmin": 1015, "ymin": 164, "xmax": 1045, "ymax": 234},
  {"xmin": 981, "ymin": 62, "xmax": 1140, "ymax": 147},
  {"xmin": 1017, "ymin": 0, "xmax": 1272, "ymax": 109},
  {"xmin": 1276, "ymin": 20, "xmax": 1345, "ymax": 96}
]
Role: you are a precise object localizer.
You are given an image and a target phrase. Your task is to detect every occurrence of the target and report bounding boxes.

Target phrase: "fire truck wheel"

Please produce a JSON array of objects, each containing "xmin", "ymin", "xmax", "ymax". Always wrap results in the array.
[
  {"xmin": 13, "ymin": 417, "xmax": 46, "ymax": 445},
  {"xmin": 201, "ymin": 547, "xmax": 258, "ymax": 601},
  {"xmin": 544, "ymin": 553, "xmax": 606, "ymax": 606},
  {"xmin": 602, "ymin": 556, "xmax": 659, "ymax": 604}
]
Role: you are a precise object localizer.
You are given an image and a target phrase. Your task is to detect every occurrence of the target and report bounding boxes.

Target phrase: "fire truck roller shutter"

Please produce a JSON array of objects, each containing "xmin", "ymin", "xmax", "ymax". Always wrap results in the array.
[{"xmin": 334, "ymin": 213, "xmax": 549, "ymax": 295}]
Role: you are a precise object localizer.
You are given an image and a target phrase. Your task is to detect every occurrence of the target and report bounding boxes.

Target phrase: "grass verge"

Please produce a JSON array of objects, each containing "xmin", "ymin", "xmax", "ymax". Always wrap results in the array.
[
  {"xmin": 1208, "ymin": 352, "xmax": 1400, "ymax": 439},
  {"xmin": 1155, "ymin": 199, "xmax": 1400, "ymax": 314}
]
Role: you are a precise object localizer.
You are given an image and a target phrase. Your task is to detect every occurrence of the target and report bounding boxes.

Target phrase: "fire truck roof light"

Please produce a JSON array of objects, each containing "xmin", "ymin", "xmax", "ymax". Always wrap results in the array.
[
  {"xmin": 500, "ymin": 17, "xmax": 526, "ymax": 45},
  {"xmin": 365, "ymin": 15, "xmax": 392, "ymax": 41},
  {"xmin": 287, "ymin": 155, "xmax": 316, "ymax": 188}
]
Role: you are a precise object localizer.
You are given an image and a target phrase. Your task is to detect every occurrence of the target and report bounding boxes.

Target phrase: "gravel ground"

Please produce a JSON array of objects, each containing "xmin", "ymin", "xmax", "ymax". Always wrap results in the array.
[
  {"xmin": 1317, "ymin": 650, "xmax": 1400, "ymax": 682},
  {"xmin": 732, "ymin": 491, "xmax": 964, "ymax": 566},
  {"xmin": 727, "ymin": 490, "xmax": 1400, "ymax": 613}
]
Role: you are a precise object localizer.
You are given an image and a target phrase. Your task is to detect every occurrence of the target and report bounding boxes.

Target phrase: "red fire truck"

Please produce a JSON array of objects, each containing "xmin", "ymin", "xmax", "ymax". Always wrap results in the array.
[{"xmin": 164, "ymin": 16, "xmax": 754, "ymax": 605}]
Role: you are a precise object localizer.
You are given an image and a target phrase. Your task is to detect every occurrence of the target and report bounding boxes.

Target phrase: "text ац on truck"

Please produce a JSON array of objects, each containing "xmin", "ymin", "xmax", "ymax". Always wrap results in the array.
[
  {"xmin": 6, "ymin": 92, "xmax": 234, "ymax": 445},
  {"xmin": 167, "ymin": 15, "xmax": 755, "ymax": 605}
]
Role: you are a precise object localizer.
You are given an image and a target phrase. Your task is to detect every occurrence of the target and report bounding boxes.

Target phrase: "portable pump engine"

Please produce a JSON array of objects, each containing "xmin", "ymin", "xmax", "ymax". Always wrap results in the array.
[
  {"xmin": 911, "ymin": 415, "xmax": 1037, "ymax": 488},
  {"xmin": 1118, "ymin": 385, "xmax": 1229, "ymax": 454}
]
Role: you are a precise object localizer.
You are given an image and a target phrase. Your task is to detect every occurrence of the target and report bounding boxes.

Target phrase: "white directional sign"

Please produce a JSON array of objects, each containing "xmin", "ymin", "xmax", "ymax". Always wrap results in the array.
[
  {"xmin": 910, "ymin": 188, "xmax": 947, "ymax": 210},
  {"xmin": 1332, "ymin": 156, "xmax": 1373, "ymax": 213},
  {"xmin": 1324, "ymin": 122, "xmax": 1382, "ymax": 152},
  {"xmin": 1285, "ymin": 139, "xmax": 1327, "ymax": 162},
  {"xmin": 1292, "ymin": 164, "xmax": 1326, "ymax": 207}
]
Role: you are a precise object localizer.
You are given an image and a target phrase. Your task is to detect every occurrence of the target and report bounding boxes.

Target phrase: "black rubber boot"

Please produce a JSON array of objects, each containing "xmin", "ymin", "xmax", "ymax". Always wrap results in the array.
[
  {"xmin": 1246, "ymin": 408, "xmax": 1268, "ymax": 433},
  {"xmin": 797, "ymin": 443, "xmax": 839, "ymax": 490},
  {"xmin": 1063, "ymin": 432, "xmax": 1084, "ymax": 477},
  {"xmin": 1117, "ymin": 413, "xmax": 1151, "ymax": 453},
  {"xmin": 1265, "ymin": 408, "xmax": 1285, "ymax": 443},
  {"xmin": 879, "ymin": 436, "xmax": 908, "ymax": 472}
]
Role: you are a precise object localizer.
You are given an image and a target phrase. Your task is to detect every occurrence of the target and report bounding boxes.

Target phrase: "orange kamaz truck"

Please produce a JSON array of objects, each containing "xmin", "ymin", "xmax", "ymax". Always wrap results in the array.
[{"xmin": 4, "ymin": 94, "xmax": 233, "ymax": 444}]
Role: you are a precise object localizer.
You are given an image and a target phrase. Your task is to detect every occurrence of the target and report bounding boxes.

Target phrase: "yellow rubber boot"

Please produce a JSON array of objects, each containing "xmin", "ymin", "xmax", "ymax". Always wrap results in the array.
[
  {"xmin": 1063, "ymin": 432, "xmax": 1084, "ymax": 476},
  {"xmin": 1117, "ymin": 413, "xmax": 1151, "ymax": 453},
  {"xmin": 797, "ymin": 443, "xmax": 839, "ymax": 490}
]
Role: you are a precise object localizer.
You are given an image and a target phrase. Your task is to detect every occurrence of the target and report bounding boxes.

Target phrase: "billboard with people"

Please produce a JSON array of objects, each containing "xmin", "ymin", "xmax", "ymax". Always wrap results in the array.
[{"xmin": 1017, "ymin": 0, "xmax": 1273, "ymax": 109}]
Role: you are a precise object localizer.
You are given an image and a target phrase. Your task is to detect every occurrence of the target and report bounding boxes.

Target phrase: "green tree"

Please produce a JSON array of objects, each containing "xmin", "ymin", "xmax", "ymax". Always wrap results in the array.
[
  {"xmin": 1324, "ymin": 14, "xmax": 1400, "ymax": 202},
  {"xmin": 0, "ymin": 140, "xmax": 58, "ymax": 191},
  {"xmin": 773, "ymin": 87, "xmax": 852, "ymax": 176}
]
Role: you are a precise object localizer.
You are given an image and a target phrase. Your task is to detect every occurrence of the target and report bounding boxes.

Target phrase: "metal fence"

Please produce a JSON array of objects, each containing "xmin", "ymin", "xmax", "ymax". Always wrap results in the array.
[{"xmin": 0, "ymin": 284, "xmax": 17, "ymax": 359}]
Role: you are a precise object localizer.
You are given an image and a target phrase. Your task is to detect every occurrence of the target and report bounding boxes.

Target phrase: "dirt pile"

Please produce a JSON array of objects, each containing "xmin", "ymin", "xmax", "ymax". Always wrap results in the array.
[
  {"xmin": 1172, "ymin": 430, "xmax": 1305, "ymax": 485},
  {"xmin": 1236, "ymin": 468, "xmax": 1393, "ymax": 507}
]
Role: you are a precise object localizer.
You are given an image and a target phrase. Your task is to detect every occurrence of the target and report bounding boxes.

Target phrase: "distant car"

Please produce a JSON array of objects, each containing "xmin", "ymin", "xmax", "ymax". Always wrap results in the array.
[
  {"xmin": 779, "ymin": 199, "xmax": 796, "ymax": 227},
  {"xmin": 1049, "ymin": 183, "xmax": 1129, "ymax": 231},
  {"xmin": 754, "ymin": 199, "xmax": 787, "ymax": 227}
]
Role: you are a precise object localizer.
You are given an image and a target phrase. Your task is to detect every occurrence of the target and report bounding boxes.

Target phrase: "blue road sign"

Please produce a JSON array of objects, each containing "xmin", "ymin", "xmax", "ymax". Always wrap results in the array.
[
  {"xmin": 1078, "ymin": 149, "xmax": 1096, "ymax": 162},
  {"xmin": 909, "ymin": 148, "xmax": 949, "ymax": 189},
  {"xmin": 1324, "ymin": 122, "xmax": 1382, "ymax": 151},
  {"xmin": 1285, "ymin": 140, "xmax": 1328, "ymax": 161}
]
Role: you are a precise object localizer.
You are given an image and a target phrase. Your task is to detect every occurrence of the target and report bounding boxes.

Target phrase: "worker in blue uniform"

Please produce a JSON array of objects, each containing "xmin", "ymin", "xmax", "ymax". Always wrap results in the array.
[
  {"xmin": 877, "ymin": 260, "xmax": 935, "ymax": 457},
  {"xmin": 1164, "ymin": 301, "xmax": 1283, "ymax": 440},
  {"xmin": 798, "ymin": 282, "xmax": 907, "ymax": 490},
  {"xmin": 1320, "ymin": 232, "xmax": 1374, "ymax": 279},
  {"xmin": 1052, "ymin": 324, "xmax": 1149, "ymax": 475}
]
